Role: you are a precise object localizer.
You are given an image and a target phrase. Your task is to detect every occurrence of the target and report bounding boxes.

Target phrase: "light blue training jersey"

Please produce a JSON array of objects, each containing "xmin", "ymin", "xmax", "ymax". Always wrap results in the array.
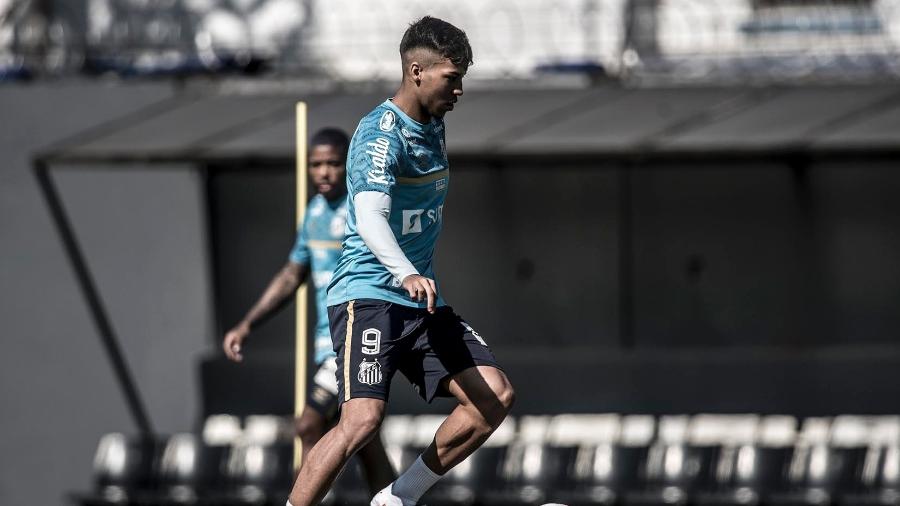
[
  {"xmin": 289, "ymin": 193, "xmax": 348, "ymax": 364},
  {"xmin": 327, "ymin": 99, "xmax": 449, "ymax": 309}
]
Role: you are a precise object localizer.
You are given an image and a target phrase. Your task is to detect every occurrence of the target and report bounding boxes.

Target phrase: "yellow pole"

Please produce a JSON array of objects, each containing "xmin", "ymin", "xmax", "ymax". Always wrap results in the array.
[{"xmin": 294, "ymin": 102, "xmax": 308, "ymax": 470}]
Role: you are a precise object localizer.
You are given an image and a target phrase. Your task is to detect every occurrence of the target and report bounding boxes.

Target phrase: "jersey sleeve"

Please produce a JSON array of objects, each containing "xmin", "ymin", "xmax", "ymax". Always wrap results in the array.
[
  {"xmin": 288, "ymin": 221, "xmax": 310, "ymax": 266},
  {"xmin": 348, "ymin": 116, "xmax": 404, "ymax": 197}
]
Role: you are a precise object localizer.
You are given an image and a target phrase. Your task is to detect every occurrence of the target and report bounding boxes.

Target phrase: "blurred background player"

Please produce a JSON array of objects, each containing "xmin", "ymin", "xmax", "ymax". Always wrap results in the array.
[
  {"xmin": 287, "ymin": 17, "xmax": 516, "ymax": 506},
  {"xmin": 221, "ymin": 127, "xmax": 396, "ymax": 494}
]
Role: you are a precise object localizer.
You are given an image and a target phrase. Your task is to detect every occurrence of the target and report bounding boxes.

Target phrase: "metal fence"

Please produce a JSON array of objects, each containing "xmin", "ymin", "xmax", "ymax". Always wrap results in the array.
[{"xmin": 2, "ymin": 0, "xmax": 900, "ymax": 84}]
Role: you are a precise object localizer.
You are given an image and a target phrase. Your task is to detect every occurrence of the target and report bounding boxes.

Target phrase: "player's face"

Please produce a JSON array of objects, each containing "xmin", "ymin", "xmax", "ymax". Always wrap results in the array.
[
  {"xmin": 419, "ymin": 58, "xmax": 466, "ymax": 118},
  {"xmin": 309, "ymin": 144, "xmax": 346, "ymax": 200}
]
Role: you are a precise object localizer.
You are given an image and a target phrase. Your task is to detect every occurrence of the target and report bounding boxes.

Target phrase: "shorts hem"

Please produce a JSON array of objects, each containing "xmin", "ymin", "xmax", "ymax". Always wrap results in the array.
[{"xmin": 339, "ymin": 391, "xmax": 389, "ymax": 406}]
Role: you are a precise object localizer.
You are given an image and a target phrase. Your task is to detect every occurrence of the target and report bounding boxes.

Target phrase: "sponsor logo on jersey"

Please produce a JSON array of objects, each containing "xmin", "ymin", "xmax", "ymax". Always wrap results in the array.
[
  {"xmin": 435, "ymin": 178, "xmax": 447, "ymax": 192},
  {"xmin": 365, "ymin": 137, "xmax": 391, "ymax": 185},
  {"xmin": 402, "ymin": 209, "xmax": 424, "ymax": 235},
  {"xmin": 379, "ymin": 110, "xmax": 396, "ymax": 132},
  {"xmin": 402, "ymin": 206, "xmax": 443, "ymax": 235},
  {"xmin": 358, "ymin": 359, "xmax": 383, "ymax": 385}
]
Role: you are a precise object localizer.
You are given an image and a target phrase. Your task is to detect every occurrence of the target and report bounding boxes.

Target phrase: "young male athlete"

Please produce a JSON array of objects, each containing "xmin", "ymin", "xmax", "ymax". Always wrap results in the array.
[
  {"xmin": 286, "ymin": 17, "xmax": 515, "ymax": 506},
  {"xmin": 221, "ymin": 128, "xmax": 395, "ymax": 495}
]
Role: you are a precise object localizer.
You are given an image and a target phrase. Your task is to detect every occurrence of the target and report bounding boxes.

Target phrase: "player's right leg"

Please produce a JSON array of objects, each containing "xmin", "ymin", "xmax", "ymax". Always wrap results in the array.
[
  {"xmin": 288, "ymin": 397, "xmax": 386, "ymax": 505},
  {"xmin": 289, "ymin": 300, "xmax": 413, "ymax": 505}
]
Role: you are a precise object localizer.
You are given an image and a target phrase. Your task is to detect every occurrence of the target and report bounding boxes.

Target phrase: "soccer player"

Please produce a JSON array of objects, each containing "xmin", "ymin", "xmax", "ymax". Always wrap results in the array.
[
  {"xmin": 286, "ymin": 17, "xmax": 515, "ymax": 506},
  {"xmin": 221, "ymin": 128, "xmax": 396, "ymax": 495}
]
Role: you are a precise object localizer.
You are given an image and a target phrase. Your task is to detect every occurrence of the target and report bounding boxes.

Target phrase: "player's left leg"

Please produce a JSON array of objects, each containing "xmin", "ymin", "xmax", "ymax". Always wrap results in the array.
[
  {"xmin": 373, "ymin": 310, "xmax": 514, "ymax": 505},
  {"xmin": 424, "ymin": 365, "xmax": 515, "ymax": 472}
]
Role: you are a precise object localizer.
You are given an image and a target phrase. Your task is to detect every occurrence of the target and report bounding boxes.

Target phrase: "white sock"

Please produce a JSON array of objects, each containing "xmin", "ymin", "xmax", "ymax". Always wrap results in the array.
[{"xmin": 391, "ymin": 455, "xmax": 443, "ymax": 504}]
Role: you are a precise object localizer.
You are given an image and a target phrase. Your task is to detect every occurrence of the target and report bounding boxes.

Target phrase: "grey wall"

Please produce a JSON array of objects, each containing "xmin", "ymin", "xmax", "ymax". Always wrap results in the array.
[{"xmin": 0, "ymin": 81, "xmax": 215, "ymax": 506}]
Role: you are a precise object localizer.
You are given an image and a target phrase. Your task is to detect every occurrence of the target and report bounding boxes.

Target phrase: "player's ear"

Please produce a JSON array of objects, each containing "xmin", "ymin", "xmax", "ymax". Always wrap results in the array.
[{"xmin": 409, "ymin": 61, "xmax": 422, "ymax": 86}]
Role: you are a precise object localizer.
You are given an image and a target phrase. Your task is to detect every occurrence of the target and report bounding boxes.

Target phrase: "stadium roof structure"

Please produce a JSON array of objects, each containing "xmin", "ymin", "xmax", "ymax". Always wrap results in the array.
[{"xmin": 35, "ymin": 83, "xmax": 900, "ymax": 166}]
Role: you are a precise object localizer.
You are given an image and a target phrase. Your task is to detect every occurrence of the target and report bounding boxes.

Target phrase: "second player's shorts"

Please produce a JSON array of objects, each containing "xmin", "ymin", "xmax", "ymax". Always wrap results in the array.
[
  {"xmin": 328, "ymin": 299, "xmax": 501, "ymax": 404},
  {"xmin": 307, "ymin": 356, "xmax": 339, "ymax": 419}
]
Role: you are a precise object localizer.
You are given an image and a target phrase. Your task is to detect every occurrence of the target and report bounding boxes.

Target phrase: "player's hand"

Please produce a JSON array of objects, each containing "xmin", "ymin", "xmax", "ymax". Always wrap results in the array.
[
  {"xmin": 402, "ymin": 274, "xmax": 437, "ymax": 314},
  {"xmin": 223, "ymin": 323, "xmax": 250, "ymax": 362}
]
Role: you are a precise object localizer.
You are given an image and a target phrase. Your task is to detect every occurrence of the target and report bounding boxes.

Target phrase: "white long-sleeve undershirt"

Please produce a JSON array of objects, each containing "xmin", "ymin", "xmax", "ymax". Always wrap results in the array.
[{"xmin": 354, "ymin": 191, "xmax": 419, "ymax": 283}]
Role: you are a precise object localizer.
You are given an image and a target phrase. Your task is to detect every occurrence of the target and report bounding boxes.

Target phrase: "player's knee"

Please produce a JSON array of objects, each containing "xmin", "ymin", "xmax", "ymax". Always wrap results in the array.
[
  {"xmin": 496, "ymin": 382, "xmax": 515, "ymax": 415},
  {"xmin": 484, "ymin": 383, "xmax": 514, "ymax": 430},
  {"xmin": 339, "ymin": 409, "xmax": 383, "ymax": 447}
]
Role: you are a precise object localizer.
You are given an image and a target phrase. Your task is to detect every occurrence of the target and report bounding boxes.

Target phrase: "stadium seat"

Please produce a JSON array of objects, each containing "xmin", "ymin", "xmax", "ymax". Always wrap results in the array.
[
  {"xmin": 544, "ymin": 413, "xmax": 650, "ymax": 506},
  {"xmin": 696, "ymin": 415, "xmax": 797, "ymax": 505},
  {"xmin": 768, "ymin": 417, "xmax": 868, "ymax": 506},
  {"xmin": 626, "ymin": 415, "xmax": 717, "ymax": 505},
  {"xmin": 840, "ymin": 416, "xmax": 900, "ymax": 506},
  {"xmin": 73, "ymin": 432, "xmax": 159, "ymax": 505},
  {"xmin": 222, "ymin": 439, "xmax": 294, "ymax": 503},
  {"xmin": 155, "ymin": 432, "xmax": 226, "ymax": 503},
  {"xmin": 211, "ymin": 416, "xmax": 294, "ymax": 504},
  {"xmin": 480, "ymin": 416, "xmax": 560, "ymax": 505}
]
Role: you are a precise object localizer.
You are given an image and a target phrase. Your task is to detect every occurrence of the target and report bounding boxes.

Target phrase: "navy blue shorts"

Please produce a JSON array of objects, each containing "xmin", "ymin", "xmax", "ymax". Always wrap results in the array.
[{"xmin": 327, "ymin": 299, "xmax": 501, "ymax": 404}]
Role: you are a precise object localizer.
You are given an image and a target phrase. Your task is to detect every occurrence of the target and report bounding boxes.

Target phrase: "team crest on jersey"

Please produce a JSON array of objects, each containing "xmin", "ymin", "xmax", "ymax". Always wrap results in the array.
[
  {"xmin": 358, "ymin": 359, "xmax": 383, "ymax": 385},
  {"xmin": 379, "ymin": 111, "xmax": 396, "ymax": 132}
]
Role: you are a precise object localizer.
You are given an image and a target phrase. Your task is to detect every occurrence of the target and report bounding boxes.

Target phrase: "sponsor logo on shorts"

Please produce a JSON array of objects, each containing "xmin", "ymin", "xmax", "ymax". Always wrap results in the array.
[
  {"xmin": 462, "ymin": 321, "xmax": 488, "ymax": 346},
  {"xmin": 366, "ymin": 137, "xmax": 391, "ymax": 185},
  {"xmin": 379, "ymin": 110, "xmax": 396, "ymax": 132},
  {"xmin": 358, "ymin": 359, "xmax": 383, "ymax": 385}
]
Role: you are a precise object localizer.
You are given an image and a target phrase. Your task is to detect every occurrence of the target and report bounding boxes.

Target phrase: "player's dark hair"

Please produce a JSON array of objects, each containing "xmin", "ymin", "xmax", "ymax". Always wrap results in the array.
[
  {"xmin": 400, "ymin": 16, "xmax": 473, "ymax": 68},
  {"xmin": 310, "ymin": 128, "xmax": 350, "ymax": 160}
]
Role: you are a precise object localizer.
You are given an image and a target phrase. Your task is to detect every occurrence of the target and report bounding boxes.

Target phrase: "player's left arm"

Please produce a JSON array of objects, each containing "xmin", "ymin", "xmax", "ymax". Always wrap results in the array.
[{"xmin": 355, "ymin": 191, "xmax": 437, "ymax": 312}]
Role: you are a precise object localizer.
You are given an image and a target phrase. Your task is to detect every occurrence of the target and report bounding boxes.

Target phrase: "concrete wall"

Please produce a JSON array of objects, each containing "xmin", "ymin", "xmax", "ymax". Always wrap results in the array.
[{"xmin": 0, "ymin": 81, "xmax": 215, "ymax": 505}]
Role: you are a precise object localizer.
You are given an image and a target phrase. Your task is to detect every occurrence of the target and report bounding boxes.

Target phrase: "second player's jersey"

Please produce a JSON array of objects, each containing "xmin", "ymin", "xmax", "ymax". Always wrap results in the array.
[
  {"xmin": 289, "ymin": 193, "xmax": 348, "ymax": 363},
  {"xmin": 327, "ymin": 99, "xmax": 449, "ymax": 309}
]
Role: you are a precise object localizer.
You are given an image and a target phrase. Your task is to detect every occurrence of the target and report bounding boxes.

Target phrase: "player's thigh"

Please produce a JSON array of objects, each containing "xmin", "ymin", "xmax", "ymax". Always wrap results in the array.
[
  {"xmin": 444, "ymin": 365, "xmax": 514, "ymax": 413},
  {"xmin": 329, "ymin": 299, "xmax": 418, "ymax": 404}
]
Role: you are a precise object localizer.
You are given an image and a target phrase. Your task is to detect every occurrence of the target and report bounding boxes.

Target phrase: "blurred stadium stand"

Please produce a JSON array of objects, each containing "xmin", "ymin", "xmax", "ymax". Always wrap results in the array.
[{"xmin": 4, "ymin": 0, "xmax": 900, "ymax": 83}]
